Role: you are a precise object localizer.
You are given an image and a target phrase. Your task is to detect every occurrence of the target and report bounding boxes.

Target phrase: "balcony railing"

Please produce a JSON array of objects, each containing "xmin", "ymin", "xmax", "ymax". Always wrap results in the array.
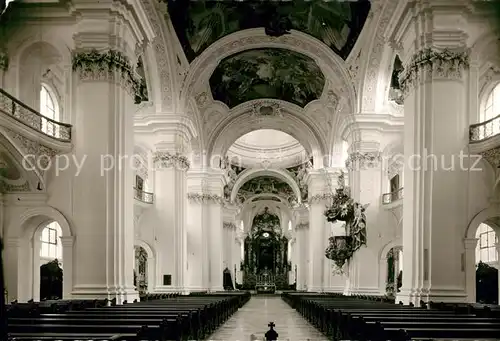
[
  {"xmin": 470, "ymin": 114, "xmax": 500, "ymax": 143},
  {"xmin": 382, "ymin": 187, "xmax": 404, "ymax": 205},
  {"xmin": 134, "ymin": 187, "xmax": 154, "ymax": 204},
  {"xmin": 0, "ymin": 89, "xmax": 72, "ymax": 141}
]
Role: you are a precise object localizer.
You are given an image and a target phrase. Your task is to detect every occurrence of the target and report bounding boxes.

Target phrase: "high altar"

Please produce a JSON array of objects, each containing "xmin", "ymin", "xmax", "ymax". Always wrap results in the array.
[{"xmin": 241, "ymin": 208, "xmax": 291, "ymax": 292}]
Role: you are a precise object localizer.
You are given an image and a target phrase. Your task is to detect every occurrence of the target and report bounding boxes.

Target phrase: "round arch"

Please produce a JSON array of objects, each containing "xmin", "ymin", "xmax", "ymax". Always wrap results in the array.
[
  {"xmin": 208, "ymin": 99, "xmax": 327, "ymax": 167},
  {"xmin": 378, "ymin": 238, "xmax": 403, "ymax": 296},
  {"xmin": 243, "ymin": 193, "xmax": 288, "ymax": 204},
  {"xmin": 181, "ymin": 28, "xmax": 355, "ymax": 113},
  {"xmin": 4, "ymin": 206, "xmax": 73, "ymax": 303},
  {"xmin": 134, "ymin": 239, "xmax": 156, "ymax": 293},
  {"xmin": 230, "ymin": 168, "xmax": 302, "ymax": 204},
  {"xmin": 466, "ymin": 204, "xmax": 500, "ymax": 239}
]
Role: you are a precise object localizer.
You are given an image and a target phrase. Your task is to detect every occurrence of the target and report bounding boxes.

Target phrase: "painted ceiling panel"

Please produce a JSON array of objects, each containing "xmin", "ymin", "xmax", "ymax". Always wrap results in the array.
[
  {"xmin": 209, "ymin": 48, "xmax": 325, "ymax": 107},
  {"xmin": 167, "ymin": 0, "xmax": 371, "ymax": 62}
]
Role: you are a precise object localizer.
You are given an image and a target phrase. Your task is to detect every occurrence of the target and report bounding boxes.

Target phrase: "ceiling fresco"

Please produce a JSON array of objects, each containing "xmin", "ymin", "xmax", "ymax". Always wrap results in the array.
[
  {"xmin": 166, "ymin": 0, "xmax": 371, "ymax": 61},
  {"xmin": 238, "ymin": 176, "xmax": 297, "ymax": 204},
  {"xmin": 209, "ymin": 48, "xmax": 325, "ymax": 108}
]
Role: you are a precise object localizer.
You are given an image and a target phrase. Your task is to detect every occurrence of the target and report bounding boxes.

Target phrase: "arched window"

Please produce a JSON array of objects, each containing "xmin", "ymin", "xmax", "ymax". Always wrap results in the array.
[
  {"xmin": 475, "ymin": 223, "xmax": 498, "ymax": 264},
  {"xmin": 288, "ymin": 220, "xmax": 292, "ymax": 230},
  {"xmin": 39, "ymin": 84, "xmax": 59, "ymax": 136},
  {"xmin": 40, "ymin": 222, "xmax": 62, "ymax": 262},
  {"xmin": 482, "ymin": 83, "xmax": 500, "ymax": 122}
]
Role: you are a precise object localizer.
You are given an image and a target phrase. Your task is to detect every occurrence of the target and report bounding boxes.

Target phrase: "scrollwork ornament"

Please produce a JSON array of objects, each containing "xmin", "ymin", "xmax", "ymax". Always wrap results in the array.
[
  {"xmin": 72, "ymin": 49, "xmax": 147, "ymax": 104},
  {"xmin": 345, "ymin": 152, "xmax": 381, "ymax": 171},
  {"xmin": 223, "ymin": 222, "xmax": 237, "ymax": 230},
  {"xmin": 187, "ymin": 193, "xmax": 224, "ymax": 205},
  {"xmin": 153, "ymin": 151, "xmax": 190, "ymax": 170},
  {"xmin": 399, "ymin": 48, "xmax": 470, "ymax": 97},
  {"xmin": 309, "ymin": 193, "xmax": 335, "ymax": 204}
]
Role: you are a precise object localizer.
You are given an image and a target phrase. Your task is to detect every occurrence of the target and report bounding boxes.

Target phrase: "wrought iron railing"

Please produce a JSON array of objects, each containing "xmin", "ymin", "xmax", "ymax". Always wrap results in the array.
[
  {"xmin": 0, "ymin": 89, "xmax": 72, "ymax": 141},
  {"xmin": 382, "ymin": 187, "xmax": 404, "ymax": 205},
  {"xmin": 470, "ymin": 114, "xmax": 500, "ymax": 142},
  {"xmin": 134, "ymin": 187, "xmax": 154, "ymax": 204}
]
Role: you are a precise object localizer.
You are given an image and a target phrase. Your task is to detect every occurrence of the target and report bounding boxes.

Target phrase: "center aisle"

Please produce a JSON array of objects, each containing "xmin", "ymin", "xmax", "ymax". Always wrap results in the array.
[{"xmin": 208, "ymin": 295, "xmax": 327, "ymax": 340}]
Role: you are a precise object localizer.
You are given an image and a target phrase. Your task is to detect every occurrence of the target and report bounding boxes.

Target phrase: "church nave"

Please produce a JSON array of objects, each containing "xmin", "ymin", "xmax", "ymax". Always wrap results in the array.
[{"xmin": 208, "ymin": 296, "xmax": 326, "ymax": 341}]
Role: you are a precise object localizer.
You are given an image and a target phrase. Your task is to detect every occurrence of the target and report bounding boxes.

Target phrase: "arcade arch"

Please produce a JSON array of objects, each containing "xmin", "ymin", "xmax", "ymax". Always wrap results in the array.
[{"xmin": 4, "ymin": 206, "xmax": 73, "ymax": 302}]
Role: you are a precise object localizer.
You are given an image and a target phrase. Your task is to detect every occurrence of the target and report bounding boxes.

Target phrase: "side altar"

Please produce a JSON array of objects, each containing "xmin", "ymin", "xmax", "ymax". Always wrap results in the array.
[{"xmin": 241, "ymin": 207, "xmax": 292, "ymax": 292}]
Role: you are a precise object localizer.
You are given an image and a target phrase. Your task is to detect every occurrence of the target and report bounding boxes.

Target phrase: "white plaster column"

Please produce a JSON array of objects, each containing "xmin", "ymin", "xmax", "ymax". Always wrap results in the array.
[
  {"xmin": 343, "ymin": 140, "xmax": 384, "ymax": 295},
  {"xmin": 59, "ymin": 236, "xmax": 74, "ymax": 299},
  {"xmin": 464, "ymin": 238, "xmax": 478, "ymax": 303},
  {"xmin": 293, "ymin": 206, "xmax": 309, "ymax": 290},
  {"xmin": 70, "ymin": 52, "xmax": 136, "ymax": 302},
  {"xmin": 153, "ymin": 152, "xmax": 188, "ymax": 293},
  {"xmin": 3, "ymin": 237, "xmax": 20, "ymax": 302},
  {"xmin": 306, "ymin": 169, "xmax": 339, "ymax": 291},
  {"xmin": 394, "ymin": 16, "xmax": 470, "ymax": 304},
  {"xmin": 186, "ymin": 170, "xmax": 225, "ymax": 292},
  {"xmin": 186, "ymin": 172, "xmax": 210, "ymax": 292}
]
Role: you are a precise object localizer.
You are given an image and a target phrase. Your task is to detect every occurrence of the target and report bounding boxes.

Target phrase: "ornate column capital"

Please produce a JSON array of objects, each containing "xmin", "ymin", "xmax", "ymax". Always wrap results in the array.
[
  {"xmin": 153, "ymin": 151, "xmax": 190, "ymax": 171},
  {"xmin": 295, "ymin": 222, "xmax": 309, "ymax": 230},
  {"xmin": 345, "ymin": 151, "xmax": 381, "ymax": 171},
  {"xmin": 463, "ymin": 238, "xmax": 478, "ymax": 250},
  {"xmin": 72, "ymin": 49, "xmax": 147, "ymax": 103},
  {"xmin": 223, "ymin": 222, "xmax": 237, "ymax": 230},
  {"xmin": 187, "ymin": 193, "xmax": 223, "ymax": 205},
  {"xmin": 399, "ymin": 48, "xmax": 470, "ymax": 97}
]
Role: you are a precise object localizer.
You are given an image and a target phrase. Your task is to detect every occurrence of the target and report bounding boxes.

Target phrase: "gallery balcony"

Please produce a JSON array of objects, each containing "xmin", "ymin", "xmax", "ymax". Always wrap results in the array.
[
  {"xmin": 469, "ymin": 114, "xmax": 500, "ymax": 157},
  {"xmin": 382, "ymin": 187, "xmax": 403, "ymax": 209},
  {"xmin": 134, "ymin": 187, "xmax": 154, "ymax": 206},
  {"xmin": 0, "ymin": 89, "xmax": 72, "ymax": 144}
]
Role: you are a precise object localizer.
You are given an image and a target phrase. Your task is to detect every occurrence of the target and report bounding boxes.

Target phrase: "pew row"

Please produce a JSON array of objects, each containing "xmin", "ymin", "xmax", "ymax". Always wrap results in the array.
[
  {"xmin": 282, "ymin": 292, "xmax": 500, "ymax": 340},
  {"xmin": 7, "ymin": 292, "xmax": 250, "ymax": 340}
]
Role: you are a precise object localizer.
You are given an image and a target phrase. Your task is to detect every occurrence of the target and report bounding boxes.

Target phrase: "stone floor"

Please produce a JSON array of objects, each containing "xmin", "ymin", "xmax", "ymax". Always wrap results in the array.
[{"xmin": 207, "ymin": 296, "xmax": 327, "ymax": 341}]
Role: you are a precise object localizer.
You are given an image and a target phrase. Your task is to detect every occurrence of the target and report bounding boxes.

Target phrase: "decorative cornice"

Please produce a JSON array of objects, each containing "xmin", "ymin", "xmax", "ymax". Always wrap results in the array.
[
  {"xmin": 153, "ymin": 151, "xmax": 190, "ymax": 170},
  {"xmin": 187, "ymin": 193, "xmax": 223, "ymax": 204},
  {"xmin": 72, "ymin": 49, "xmax": 148, "ymax": 104},
  {"xmin": 345, "ymin": 151, "xmax": 381, "ymax": 171},
  {"xmin": 308, "ymin": 193, "xmax": 335, "ymax": 204},
  {"xmin": 399, "ymin": 48, "xmax": 470, "ymax": 96},
  {"xmin": 223, "ymin": 222, "xmax": 237, "ymax": 230}
]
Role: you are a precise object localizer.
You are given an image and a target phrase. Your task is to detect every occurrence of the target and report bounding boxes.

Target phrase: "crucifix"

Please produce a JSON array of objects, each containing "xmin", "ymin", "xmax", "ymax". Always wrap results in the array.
[{"xmin": 265, "ymin": 321, "xmax": 278, "ymax": 341}]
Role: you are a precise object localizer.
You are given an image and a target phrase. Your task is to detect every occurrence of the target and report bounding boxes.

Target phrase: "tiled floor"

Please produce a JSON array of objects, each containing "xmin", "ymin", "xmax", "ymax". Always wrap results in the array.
[{"xmin": 207, "ymin": 296, "xmax": 327, "ymax": 341}]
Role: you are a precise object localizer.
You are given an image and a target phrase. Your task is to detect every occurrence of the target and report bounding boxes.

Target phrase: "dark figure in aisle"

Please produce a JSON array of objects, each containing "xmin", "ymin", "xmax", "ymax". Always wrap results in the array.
[{"xmin": 265, "ymin": 321, "xmax": 278, "ymax": 341}]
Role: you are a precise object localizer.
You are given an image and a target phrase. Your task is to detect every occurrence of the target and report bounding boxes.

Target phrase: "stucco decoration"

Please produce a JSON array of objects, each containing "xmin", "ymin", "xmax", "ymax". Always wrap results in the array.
[
  {"xmin": 399, "ymin": 48, "xmax": 470, "ymax": 97},
  {"xmin": 345, "ymin": 151, "xmax": 381, "ymax": 171},
  {"xmin": 181, "ymin": 29, "xmax": 355, "ymax": 115},
  {"xmin": 141, "ymin": 0, "xmax": 173, "ymax": 110},
  {"xmin": 238, "ymin": 176, "xmax": 297, "ymax": 205},
  {"xmin": 359, "ymin": 0, "xmax": 399, "ymax": 112},
  {"xmin": 0, "ymin": 127, "xmax": 59, "ymax": 182},
  {"xmin": 187, "ymin": 193, "xmax": 224, "ymax": 204},
  {"xmin": 153, "ymin": 151, "xmax": 190, "ymax": 170}
]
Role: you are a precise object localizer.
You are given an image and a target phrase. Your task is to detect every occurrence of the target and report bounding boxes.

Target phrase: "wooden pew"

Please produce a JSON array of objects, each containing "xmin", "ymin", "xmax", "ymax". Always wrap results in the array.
[
  {"xmin": 282, "ymin": 292, "xmax": 500, "ymax": 340},
  {"xmin": 7, "ymin": 292, "xmax": 249, "ymax": 340}
]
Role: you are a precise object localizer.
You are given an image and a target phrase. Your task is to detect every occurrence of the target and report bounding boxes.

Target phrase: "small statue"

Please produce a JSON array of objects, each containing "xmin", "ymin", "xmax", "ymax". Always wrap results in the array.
[{"xmin": 265, "ymin": 322, "xmax": 278, "ymax": 341}]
